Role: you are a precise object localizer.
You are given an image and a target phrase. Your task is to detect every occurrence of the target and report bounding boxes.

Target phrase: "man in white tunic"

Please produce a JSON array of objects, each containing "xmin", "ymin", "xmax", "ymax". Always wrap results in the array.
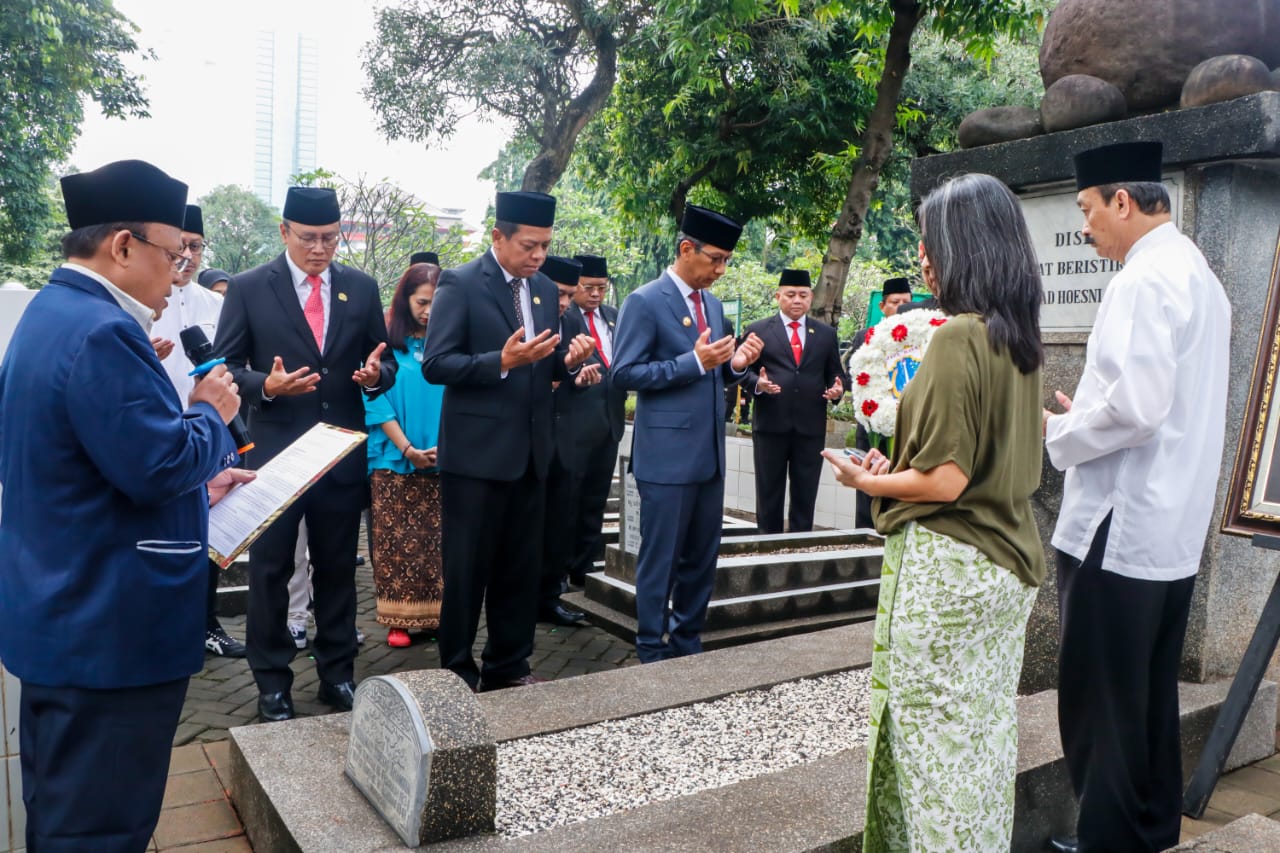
[
  {"xmin": 152, "ymin": 204, "xmax": 248, "ymax": 658},
  {"xmin": 1043, "ymin": 141, "xmax": 1231, "ymax": 853}
]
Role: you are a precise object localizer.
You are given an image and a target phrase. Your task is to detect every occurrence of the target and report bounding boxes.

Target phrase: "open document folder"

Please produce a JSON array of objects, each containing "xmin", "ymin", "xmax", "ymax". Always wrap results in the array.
[{"xmin": 208, "ymin": 423, "xmax": 366, "ymax": 567}]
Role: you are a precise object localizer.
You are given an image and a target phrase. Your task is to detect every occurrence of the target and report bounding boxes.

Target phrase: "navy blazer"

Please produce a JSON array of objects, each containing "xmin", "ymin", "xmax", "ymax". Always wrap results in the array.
[
  {"xmin": 741, "ymin": 314, "xmax": 843, "ymax": 436},
  {"xmin": 423, "ymin": 250, "xmax": 571, "ymax": 481},
  {"xmin": 214, "ymin": 253, "xmax": 395, "ymax": 503},
  {"xmin": 612, "ymin": 272, "xmax": 741, "ymax": 485},
  {"xmin": 0, "ymin": 268, "xmax": 237, "ymax": 688}
]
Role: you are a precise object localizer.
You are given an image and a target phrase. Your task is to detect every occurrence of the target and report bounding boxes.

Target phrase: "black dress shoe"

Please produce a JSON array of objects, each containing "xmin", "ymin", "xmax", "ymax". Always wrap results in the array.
[
  {"xmin": 317, "ymin": 680, "xmax": 356, "ymax": 711},
  {"xmin": 538, "ymin": 602, "xmax": 587, "ymax": 627},
  {"xmin": 258, "ymin": 691, "xmax": 295, "ymax": 723},
  {"xmin": 1047, "ymin": 836, "xmax": 1079, "ymax": 853},
  {"xmin": 478, "ymin": 673, "xmax": 548, "ymax": 693}
]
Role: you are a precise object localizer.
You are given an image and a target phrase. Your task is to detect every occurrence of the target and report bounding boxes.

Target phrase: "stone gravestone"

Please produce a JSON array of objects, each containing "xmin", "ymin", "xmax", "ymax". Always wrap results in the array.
[
  {"xmin": 619, "ymin": 449, "xmax": 642, "ymax": 557},
  {"xmin": 345, "ymin": 670, "xmax": 495, "ymax": 846}
]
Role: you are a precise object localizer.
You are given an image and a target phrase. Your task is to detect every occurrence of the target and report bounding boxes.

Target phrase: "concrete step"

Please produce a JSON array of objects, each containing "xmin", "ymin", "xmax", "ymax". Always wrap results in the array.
[
  {"xmin": 604, "ymin": 528, "xmax": 879, "ymax": 582},
  {"xmin": 596, "ymin": 545, "xmax": 882, "ymax": 597},
  {"xmin": 1172, "ymin": 813, "xmax": 1280, "ymax": 850},
  {"xmin": 579, "ymin": 571, "xmax": 880, "ymax": 631},
  {"xmin": 561, "ymin": 590, "xmax": 876, "ymax": 650}
]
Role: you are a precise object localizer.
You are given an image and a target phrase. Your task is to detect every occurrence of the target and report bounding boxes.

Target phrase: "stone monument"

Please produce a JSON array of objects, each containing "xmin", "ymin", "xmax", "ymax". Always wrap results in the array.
[
  {"xmin": 913, "ymin": 90, "xmax": 1280, "ymax": 691},
  {"xmin": 345, "ymin": 670, "xmax": 496, "ymax": 846}
]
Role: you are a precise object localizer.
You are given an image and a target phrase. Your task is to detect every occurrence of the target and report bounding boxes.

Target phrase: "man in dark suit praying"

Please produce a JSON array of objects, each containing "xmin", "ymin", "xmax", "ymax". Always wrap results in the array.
[
  {"xmin": 422, "ymin": 192, "xmax": 594, "ymax": 691},
  {"xmin": 215, "ymin": 185, "xmax": 397, "ymax": 722},
  {"xmin": 740, "ymin": 269, "xmax": 845, "ymax": 533}
]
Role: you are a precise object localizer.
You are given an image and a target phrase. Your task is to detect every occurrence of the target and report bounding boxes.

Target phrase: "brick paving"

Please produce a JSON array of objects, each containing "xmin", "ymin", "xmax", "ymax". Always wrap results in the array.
[{"xmin": 177, "ymin": 561, "xmax": 638, "ymax": 747}]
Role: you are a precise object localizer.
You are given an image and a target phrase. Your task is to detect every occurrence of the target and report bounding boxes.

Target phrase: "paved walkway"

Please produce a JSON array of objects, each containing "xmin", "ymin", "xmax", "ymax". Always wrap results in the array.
[{"xmin": 150, "ymin": 561, "xmax": 1280, "ymax": 850}]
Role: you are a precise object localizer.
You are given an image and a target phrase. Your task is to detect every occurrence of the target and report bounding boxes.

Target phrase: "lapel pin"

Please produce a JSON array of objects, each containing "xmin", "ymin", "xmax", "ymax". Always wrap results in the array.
[
  {"xmin": 533, "ymin": 296, "xmax": 542, "ymax": 305},
  {"xmin": 338, "ymin": 292, "xmax": 348, "ymax": 302},
  {"xmin": 682, "ymin": 317, "xmax": 692, "ymax": 327},
  {"xmin": 808, "ymin": 327, "xmax": 815, "ymax": 333}
]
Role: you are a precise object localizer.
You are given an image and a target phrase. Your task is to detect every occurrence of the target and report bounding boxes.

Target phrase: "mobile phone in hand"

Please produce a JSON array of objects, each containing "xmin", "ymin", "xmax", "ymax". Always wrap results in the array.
[{"xmin": 843, "ymin": 447, "xmax": 868, "ymax": 464}]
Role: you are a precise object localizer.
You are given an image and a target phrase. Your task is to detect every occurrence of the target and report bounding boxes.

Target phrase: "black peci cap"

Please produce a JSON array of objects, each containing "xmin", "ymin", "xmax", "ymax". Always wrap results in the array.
[
  {"xmin": 60, "ymin": 159, "xmax": 188, "ymax": 231},
  {"xmin": 680, "ymin": 204, "xmax": 743, "ymax": 252},
  {"xmin": 495, "ymin": 191, "xmax": 557, "ymax": 228},
  {"xmin": 540, "ymin": 255, "xmax": 582, "ymax": 286},
  {"xmin": 1074, "ymin": 141, "xmax": 1163, "ymax": 191},
  {"xmin": 574, "ymin": 253, "xmax": 608, "ymax": 279},
  {"xmin": 410, "ymin": 251, "xmax": 439, "ymax": 266},
  {"xmin": 183, "ymin": 204, "xmax": 204, "ymax": 236},
  {"xmin": 282, "ymin": 186, "xmax": 341, "ymax": 225},
  {"xmin": 882, "ymin": 277, "xmax": 912, "ymax": 296},
  {"xmin": 778, "ymin": 269, "xmax": 810, "ymax": 288}
]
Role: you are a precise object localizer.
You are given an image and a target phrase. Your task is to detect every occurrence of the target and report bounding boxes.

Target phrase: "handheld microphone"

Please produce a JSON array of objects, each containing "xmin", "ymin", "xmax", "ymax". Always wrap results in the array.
[{"xmin": 179, "ymin": 325, "xmax": 255, "ymax": 455}]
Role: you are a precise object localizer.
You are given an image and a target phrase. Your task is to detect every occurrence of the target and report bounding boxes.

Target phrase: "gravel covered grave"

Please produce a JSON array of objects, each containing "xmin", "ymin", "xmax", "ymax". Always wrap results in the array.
[{"xmin": 495, "ymin": 668, "xmax": 871, "ymax": 837}]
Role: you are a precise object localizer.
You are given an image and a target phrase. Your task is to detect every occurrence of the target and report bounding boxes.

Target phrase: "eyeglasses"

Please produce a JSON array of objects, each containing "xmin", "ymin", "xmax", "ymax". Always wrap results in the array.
[
  {"xmin": 129, "ymin": 232, "xmax": 192, "ymax": 273},
  {"xmin": 285, "ymin": 224, "xmax": 342, "ymax": 248},
  {"xmin": 580, "ymin": 284, "xmax": 608, "ymax": 294},
  {"xmin": 695, "ymin": 246, "xmax": 732, "ymax": 268},
  {"xmin": 184, "ymin": 240, "xmax": 208, "ymax": 254}
]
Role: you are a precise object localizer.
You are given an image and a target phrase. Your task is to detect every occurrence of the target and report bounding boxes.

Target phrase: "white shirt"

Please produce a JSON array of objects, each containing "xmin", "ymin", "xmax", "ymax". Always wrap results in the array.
[
  {"xmin": 284, "ymin": 252, "xmax": 331, "ymax": 351},
  {"xmin": 490, "ymin": 248, "xmax": 534, "ymax": 339},
  {"xmin": 1045, "ymin": 222, "xmax": 1231, "ymax": 580},
  {"xmin": 668, "ymin": 266, "xmax": 709, "ymax": 375},
  {"xmin": 779, "ymin": 310, "xmax": 807, "ymax": 348},
  {"xmin": 582, "ymin": 307, "xmax": 613, "ymax": 364},
  {"xmin": 491, "ymin": 248, "xmax": 536, "ymax": 380},
  {"xmin": 63, "ymin": 263, "xmax": 154, "ymax": 333},
  {"xmin": 151, "ymin": 277, "xmax": 225, "ymax": 405}
]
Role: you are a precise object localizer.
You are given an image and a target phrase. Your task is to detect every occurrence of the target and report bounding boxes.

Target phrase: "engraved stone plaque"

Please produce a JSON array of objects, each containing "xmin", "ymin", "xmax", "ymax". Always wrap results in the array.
[
  {"xmin": 620, "ymin": 452, "xmax": 642, "ymax": 557},
  {"xmin": 346, "ymin": 670, "xmax": 495, "ymax": 846},
  {"xmin": 346, "ymin": 676, "xmax": 433, "ymax": 847}
]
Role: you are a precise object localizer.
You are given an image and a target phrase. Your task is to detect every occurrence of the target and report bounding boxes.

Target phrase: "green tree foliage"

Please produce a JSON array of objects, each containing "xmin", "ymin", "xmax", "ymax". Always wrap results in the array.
[
  {"xmin": 196, "ymin": 185, "xmax": 281, "ymax": 275},
  {"xmin": 581, "ymin": 7, "xmax": 875, "ymax": 243},
  {"xmin": 0, "ymin": 1, "xmax": 152, "ymax": 264},
  {"xmin": 292, "ymin": 169, "xmax": 475, "ymax": 298},
  {"xmin": 362, "ymin": 0, "xmax": 638, "ymax": 192}
]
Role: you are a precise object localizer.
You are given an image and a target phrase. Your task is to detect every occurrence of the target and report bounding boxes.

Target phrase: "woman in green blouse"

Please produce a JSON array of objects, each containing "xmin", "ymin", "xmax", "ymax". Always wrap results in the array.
[{"xmin": 824, "ymin": 173, "xmax": 1045, "ymax": 852}]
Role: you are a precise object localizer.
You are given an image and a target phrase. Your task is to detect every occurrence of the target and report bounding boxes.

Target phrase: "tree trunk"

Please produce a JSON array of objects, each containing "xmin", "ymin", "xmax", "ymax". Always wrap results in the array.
[
  {"xmin": 812, "ymin": 0, "xmax": 923, "ymax": 326},
  {"xmin": 521, "ymin": 2, "xmax": 618, "ymax": 193}
]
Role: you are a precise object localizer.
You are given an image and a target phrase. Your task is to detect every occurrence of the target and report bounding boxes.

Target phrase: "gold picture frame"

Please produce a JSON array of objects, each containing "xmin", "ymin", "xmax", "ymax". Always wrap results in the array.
[{"xmin": 1224, "ymin": 229, "xmax": 1280, "ymax": 536}]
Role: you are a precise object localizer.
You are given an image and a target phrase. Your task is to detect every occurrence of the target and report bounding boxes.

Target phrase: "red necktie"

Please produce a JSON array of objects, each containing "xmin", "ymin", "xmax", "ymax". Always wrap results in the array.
[
  {"xmin": 586, "ymin": 310, "xmax": 609, "ymax": 368},
  {"xmin": 304, "ymin": 274, "xmax": 325, "ymax": 350},
  {"xmin": 689, "ymin": 290, "xmax": 708, "ymax": 334},
  {"xmin": 789, "ymin": 320, "xmax": 802, "ymax": 365}
]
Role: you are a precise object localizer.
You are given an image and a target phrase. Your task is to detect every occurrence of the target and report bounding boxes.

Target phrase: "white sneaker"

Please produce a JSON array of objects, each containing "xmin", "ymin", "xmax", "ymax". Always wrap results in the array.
[
  {"xmin": 356, "ymin": 627, "xmax": 365, "ymax": 645},
  {"xmin": 288, "ymin": 622, "xmax": 308, "ymax": 649}
]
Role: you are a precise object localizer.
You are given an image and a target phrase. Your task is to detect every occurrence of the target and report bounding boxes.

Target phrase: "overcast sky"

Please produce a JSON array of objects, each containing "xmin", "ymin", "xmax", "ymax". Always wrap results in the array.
[{"xmin": 70, "ymin": 0, "xmax": 509, "ymax": 226}]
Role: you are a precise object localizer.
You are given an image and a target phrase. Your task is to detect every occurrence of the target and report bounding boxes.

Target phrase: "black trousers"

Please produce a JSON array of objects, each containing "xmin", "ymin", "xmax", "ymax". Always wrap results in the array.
[
  {"xmin": 752, "ymin": 429, "xmax": 825, "ymax": 533},
  {"xmin": 853, "ymin": 423, "xmax": 873, "ymax": 529},
  {"xmin": 245, "ymin": 496, "xmax": 360, "ymax": 694},
  {"xmin": 20, "ymin": 677, "xmax": 188, "ymax": 853},
  {"xmin": 1057, "ymin": 514, "xmax": 1196, "ymax": 853},
  {"xmin": 439, "ymin": 464, "xmax": 545, "ymax": 688},
  {"xmin": 569, "ymin": 436, "xmax": 619, "ymax": 580},
  {"xmin": 539, "ymin": 453, "xmax": 580, "ymax": 608}
]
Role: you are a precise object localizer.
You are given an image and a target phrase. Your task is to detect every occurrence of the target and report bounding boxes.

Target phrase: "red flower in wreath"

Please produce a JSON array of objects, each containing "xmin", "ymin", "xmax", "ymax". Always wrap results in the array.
[
  {"xmin": 930, "ymin": 317, "xmax": 947, "ymax": 327},
  {"xmin": 864, "ymin": 327, "xmax": 875, "ymax": 344},
  {"xmin": 861, "ymin": 399, "xmax": 878, "ymax": 416},
  {"xmin": 891, "ymin": 324, "xmax": 908, "ymax": 342},
  {"xmin": 856, "ymin": 372, "xmax": 870, "ymax": 387}
]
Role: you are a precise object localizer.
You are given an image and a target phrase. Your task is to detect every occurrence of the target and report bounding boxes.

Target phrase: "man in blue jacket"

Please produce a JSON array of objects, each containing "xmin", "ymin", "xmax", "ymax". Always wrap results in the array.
[
  {"xmin": 0, "ymin": 159, "xmax": 247, "ymax": 851},
  {"xmin": 612, "ymin": 205, "xmax": 763, "ymax": 662}
]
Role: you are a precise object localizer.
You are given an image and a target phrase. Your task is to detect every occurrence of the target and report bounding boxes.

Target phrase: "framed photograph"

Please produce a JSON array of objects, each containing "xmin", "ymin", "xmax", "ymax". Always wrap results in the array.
[{"xmin": 1224, "ymin": 230, "xmax": 1280, "ymax": 536}]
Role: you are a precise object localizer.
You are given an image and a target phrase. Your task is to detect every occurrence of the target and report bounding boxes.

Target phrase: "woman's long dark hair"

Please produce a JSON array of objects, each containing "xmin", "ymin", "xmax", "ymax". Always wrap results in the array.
[
  {"xmin": 386, "ymin": 263, "xmax": 440, "ymax": 352},
  {"xmin": 917, "ymin": 173, "xmax": 1044, "ymax": 375}
]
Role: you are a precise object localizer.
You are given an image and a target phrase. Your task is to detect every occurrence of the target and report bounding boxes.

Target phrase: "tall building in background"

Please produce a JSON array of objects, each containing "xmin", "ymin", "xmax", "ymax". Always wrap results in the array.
[{"xmin": 253, "ymin": 31, "xmax": 319, "ymax": 210}]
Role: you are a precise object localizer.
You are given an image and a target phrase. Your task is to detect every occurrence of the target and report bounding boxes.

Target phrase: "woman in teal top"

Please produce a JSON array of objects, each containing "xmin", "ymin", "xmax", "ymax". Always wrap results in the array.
[{"xmin": 365, "ymin": 261, "xmax": 445, "ymax": 648}]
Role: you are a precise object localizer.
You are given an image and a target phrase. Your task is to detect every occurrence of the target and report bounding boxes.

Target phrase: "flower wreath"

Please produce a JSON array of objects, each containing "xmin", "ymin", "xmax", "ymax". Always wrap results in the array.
[{"xmin": 847, "ymin": 309, "xmax": 948, "ymax": 441}]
